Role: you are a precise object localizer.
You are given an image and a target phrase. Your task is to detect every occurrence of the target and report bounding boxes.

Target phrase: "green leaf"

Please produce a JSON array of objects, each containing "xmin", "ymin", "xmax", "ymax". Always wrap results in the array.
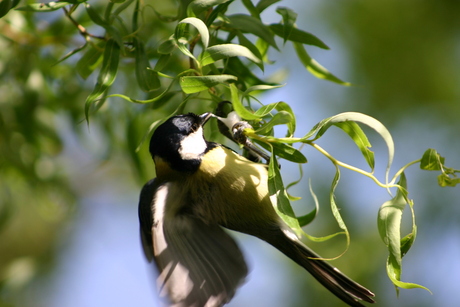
[
  {"xmin": 236, "ymin": 32, "xmax": 264, "ymax": 69},
  {"xmin": 243, "ymin": 84, "xmax": 285, "ymax": 96},
  {"xmin": 15, "ymin": 1, "xmax": 71, "ymax": 12},
  {"xmin": 242, "ymin": 0, "xmax": 260, "ymax": 19},
  {"xmin": 334, "ymin": 121, "xmax": 375, "ymax": 171},
  {"xmin": 256, "ymin": 111, "xmax": 292, "ymax": 135},
  {"xmin": 76, "ymin": 43, "xmax": 103, "ymax": 80},
  {"xmin": 305, "ymin": 112, "xmax": 394, "ymax": 185},
  {"xmin": 199, "ymin": 44, "xmax": 261, "ymax": 67},
  {"xmin": 378, "ymin": 174, "xmax": 431, "ymax": 292},
  {"xmin": 438, "ymin": 173, "xmax": 460, "ymax": 187},
  {"xmin": 254, "ymin": 140, "xmax": 307, "ymax": 163},
  {"xmin": 329, "ymin": 165, "xmax": 350, "ymax": 255},
  {"xmin": 230, "ymin": 84, "xmax": 260, "ymax": 120},
  {"xmin": 158, "ymin": 38, "xmax": 176, "ymax": 54},
  {"xmin": 255, "ymin": 0, "xmax": 280, "ymax": 13},
  {"xmin": 53, "ymin": 43, "xmax": 87, "ymax": 66},
  {"xmin": 179, "ymin": 74, "xmax": 237, "ymax": 94},
  {"xmin": 420, "ymin": 148, "xmax": 444, "ymax": 171},
  {"xmin": 227, "ymin": 14, "xmax": 278, "ymax": 50},
  {"xmin": 270, "ymin": 24, "xmax": 329, "ymax": 49},
  {"xmin": 176, "ymin": 17, "xmax": 210, "ymax": 49},
  {"xmin": 0, "ymin": 0, "xmax": 16, "ymax": 17},
  {"xmin": 275, "ymin": 101, "xmax": 295, "ymax": 137},
  {"xmin": 275, "ymin": 7, "xmax": 297, "ymax": 44},
  {"xmin": 297, "ymin": 180, "xmax": 318, "ymax": 227},
  {"xmin": 253, "ymin": 102, "xmax": 279, "ymax": 117},
  {"xmin": 268, "ymin": 152, "xmax": 303, "ymax": 237},
  {"xmin": 84, "ymin": 39, "xmax": 120, "ymax": 121},
  {"xmin": 134, "ymin": 38, "xmax": 160, "ymax": 92},
  {"xmin": 85, "ymin": 3, "xmax": 124, "ymax": 48},
  {"xmin": 293, "ymin": 42, "xmax": 350, "ymax": 85}
]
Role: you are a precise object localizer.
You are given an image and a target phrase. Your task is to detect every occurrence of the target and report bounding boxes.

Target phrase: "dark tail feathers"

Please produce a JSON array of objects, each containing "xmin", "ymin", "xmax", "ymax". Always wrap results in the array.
[{"xmin": 264, "ymin": 231, "xmax": 375, "ymax": 307}]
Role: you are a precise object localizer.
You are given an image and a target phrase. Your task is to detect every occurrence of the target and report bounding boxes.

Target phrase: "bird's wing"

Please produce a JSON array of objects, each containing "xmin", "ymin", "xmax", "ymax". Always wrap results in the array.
[{"xmin": 139, "ymin": 180, "xmax": 248, "ymax": 307}]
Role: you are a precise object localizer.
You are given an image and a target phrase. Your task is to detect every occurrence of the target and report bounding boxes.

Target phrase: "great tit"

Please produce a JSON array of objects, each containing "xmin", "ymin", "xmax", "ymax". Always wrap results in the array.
[{"xmin": 138, "ymin": 112, "xmax": 375, "ymax": 307}]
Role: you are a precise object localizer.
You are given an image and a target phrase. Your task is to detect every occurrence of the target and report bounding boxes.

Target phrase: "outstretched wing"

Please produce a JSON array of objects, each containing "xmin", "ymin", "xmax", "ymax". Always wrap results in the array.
[{"xmin": 138, "ymin": 180, "xmax": 248, "ymax": 307}]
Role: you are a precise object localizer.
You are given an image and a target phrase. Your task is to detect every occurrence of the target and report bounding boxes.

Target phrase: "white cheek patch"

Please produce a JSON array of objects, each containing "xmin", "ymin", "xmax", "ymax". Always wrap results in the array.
[{"xmin": 179, "ymin": 127, "xmax": 207, "ymax": 160}]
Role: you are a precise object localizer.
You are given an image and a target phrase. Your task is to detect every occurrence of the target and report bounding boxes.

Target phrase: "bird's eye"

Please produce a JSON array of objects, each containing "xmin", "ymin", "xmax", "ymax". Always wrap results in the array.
[{"xmin": 191, "ymin": 122, "xmax": 199, "ymax": 132}]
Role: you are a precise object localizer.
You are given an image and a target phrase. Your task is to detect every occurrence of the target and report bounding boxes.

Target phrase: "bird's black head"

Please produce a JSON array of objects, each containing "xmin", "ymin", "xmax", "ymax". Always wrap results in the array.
[{"xmin": 150, "ymin": 113, "xmax": 213, "ymax": 173}]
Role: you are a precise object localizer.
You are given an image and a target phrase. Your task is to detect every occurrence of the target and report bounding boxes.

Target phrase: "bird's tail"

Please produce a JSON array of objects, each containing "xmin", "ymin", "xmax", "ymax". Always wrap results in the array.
[{"xmin": 262, "ymin": 229, "xmax": 375, "ymax": 307}]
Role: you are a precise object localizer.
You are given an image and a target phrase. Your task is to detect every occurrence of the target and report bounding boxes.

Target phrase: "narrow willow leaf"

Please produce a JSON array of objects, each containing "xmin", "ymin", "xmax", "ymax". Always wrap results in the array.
[
  {"xmin": 15, "ymin": 1, "xmax": 71, "ymax": 12},
  {"xmin": 256, "ymin": 111, "xmax": 292, "ymax": 135},
  {"xmin": 378, "ymin": 174, "xmax": 431, "ymax": 292},
  {"xmin": 176, "ymin": 17, "xmax": 209, "ymax": 49},
  {"xmin": 275, "ymin": 101, "xmax": 296, "ymax": 137},
  {"xmin": 180, "ymin": 74, "xmax": 237, "ymax": 94},
  {"xmin": 297, "ymin": 180, "xmax": 319, "ymax": 227},
  {"xmin": 76, "ymin": 44, "xmax": 103, "ymax": 80},
  {"xmin": 227, "ymin": 14, "xmax": 278, "ymax": 50},
  {"xmin": 230, "ymin": 83, "xmax": 260, "ymax": 120},
  {"xmin": 253, "ymin": 102, "xmax": 279, "ymax": 117},
  {"xmin": 293, "ymin": 42, "xmax": 350, "ymax": 85},
  {"xmin": 329, "ymin": 165, "xmax": 350, "ymax": 254},
  {"xmin": 226, "ymin": 57, "xmax": 274, "ymax": 87},
  {"xmin": 53, "ymin": 43, "xmax": 87, "ymax": 66},
  {"xmin": 270, "ymin": 24, "xmax": 329, "ymax": 49},
  {"xmin": 242, "ymin": 0, "xmax": 259, "ymax": 19},
  {"xmin": 275, "ymin": 7, "xmax": 297, "ymax": 44},
  {"xmin": 268, "ymin": 152, "xmax": 303, "ymax": 237},
  {"xmin": 134, "ymin": 38, "xmax": 160, "ymax": 92},
  {"xmin": 85, "ymin": 3, "xmax": 124, "ymax": 48},
  {"xmin": 85, "ymin": 39, "xmax": 120, "ymax": 121},
  {"xmin": 158, "ymin": 38, "xmax": 176, "ymax": 54},
  {"xmin": 205, "ymin": 0, "xmax": 232, "ymax": 26},
  {"xmin": 199, "ymin": 44, "xmax": 261, "ymax": 67},
  {"xmin": 255, "ymin": 0, "xmax": 280, "ymax": 13},
  {"xmin": 108, "ymin": 78, "xmax": 177, "ymax": 104},
  {"xmin": 255, "ymin": 140, "xmax": 307, "ymax": 163},
  {"xmin": 334, "ymin": 121, "xmax": 375, "ymax": 171},
  {"xmin": 243, "ymin": 84, "xmax": 285, "ymax": 96},
  {"xmin": 305, "ymin": 112, "xmax": 394, "ymax": 185}
]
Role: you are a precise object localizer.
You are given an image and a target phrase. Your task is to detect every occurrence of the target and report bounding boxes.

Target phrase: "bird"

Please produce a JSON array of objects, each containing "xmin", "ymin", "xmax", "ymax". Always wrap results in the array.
[{"xmin": 138, "ymin": 112, "xmax": 375, "ymax": 307}]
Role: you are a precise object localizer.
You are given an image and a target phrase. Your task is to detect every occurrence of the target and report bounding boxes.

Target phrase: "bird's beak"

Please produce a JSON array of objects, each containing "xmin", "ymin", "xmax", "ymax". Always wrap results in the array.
[{"xmin": 199, "ymin": 112, "xmax": 213, "ymax": 126}]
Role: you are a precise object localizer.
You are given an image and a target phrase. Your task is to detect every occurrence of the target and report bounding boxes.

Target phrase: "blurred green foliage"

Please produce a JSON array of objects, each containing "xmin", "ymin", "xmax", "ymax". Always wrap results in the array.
[{"xmin": 0, "ymin": 1, "xmax": 459, "ymax": 307}]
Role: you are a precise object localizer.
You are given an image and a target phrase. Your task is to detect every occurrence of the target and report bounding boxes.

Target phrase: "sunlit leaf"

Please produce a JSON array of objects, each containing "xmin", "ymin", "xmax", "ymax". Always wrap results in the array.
[
  {"xmin": 305, "ymin": 112, "xmax": 394, "ymax": 185},
  {"xmin": 180, "ymin": 74, "xmax": 237, "ymax": 94},
  {"xmin": 420, "ymin": 148, "xmax": 444, "ymax": 171},
  {"xmin": 176, "ymin": 17, "xmax": 210, "ymax": 49},
  {"xmin": 334, "ymin": 121, "xmax": 375, "ymax": 171},
  {"xmin": 256, "ymin": 111, "xmax": 292, "ymax": 135},
  {"xmin": 230, "ymin": 83, "xmax": 260, "ymax": 120},
  {"xmin": 378, "ymin": 174, "xmax": 431, "ymax": 292},
  {"xmin": 268, "ymin": 153, "xmax": 302, "ymax": 237},
  {"xmin": 199, "ymin": 44, "xmax": 261, "ymax": 67},
  {"xmin": 296, "ymin": 180, "xmax": 318, "ymax": 227}
]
